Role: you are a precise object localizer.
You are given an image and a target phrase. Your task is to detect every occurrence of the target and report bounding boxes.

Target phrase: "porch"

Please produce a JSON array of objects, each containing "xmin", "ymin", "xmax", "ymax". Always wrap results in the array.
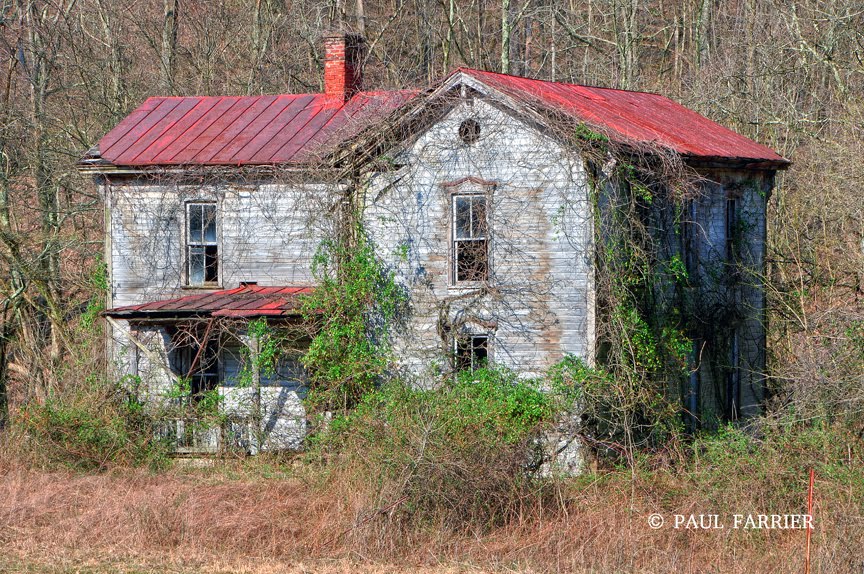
[{"xmin": 104, "ymin": 283, "xmax": 314, "ymax": 454}]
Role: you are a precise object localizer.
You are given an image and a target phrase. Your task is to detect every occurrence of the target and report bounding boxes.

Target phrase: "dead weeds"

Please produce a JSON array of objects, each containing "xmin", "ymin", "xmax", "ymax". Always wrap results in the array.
[{"xmin": 0, "ymin": 458, "xmax": 860, "ymax": 573}]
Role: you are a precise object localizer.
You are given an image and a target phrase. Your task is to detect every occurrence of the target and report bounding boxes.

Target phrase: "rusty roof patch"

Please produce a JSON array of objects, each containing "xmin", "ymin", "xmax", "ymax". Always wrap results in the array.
[{"xmin": 104, "ymin": 285, "xmax": 314, "ymax": 319}]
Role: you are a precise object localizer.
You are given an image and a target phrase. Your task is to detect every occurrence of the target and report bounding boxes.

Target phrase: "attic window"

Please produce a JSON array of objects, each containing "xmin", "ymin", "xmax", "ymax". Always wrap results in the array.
[{"xmin": 459, "ymin": 119, "xmax": 481, "ymax": 144}]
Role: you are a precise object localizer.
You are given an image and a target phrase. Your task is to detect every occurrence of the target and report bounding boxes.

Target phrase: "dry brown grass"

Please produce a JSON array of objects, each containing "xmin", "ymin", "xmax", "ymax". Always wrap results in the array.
[{"xmin": 0, "ymin": 453, "xmax": 860, "ymax": 574}]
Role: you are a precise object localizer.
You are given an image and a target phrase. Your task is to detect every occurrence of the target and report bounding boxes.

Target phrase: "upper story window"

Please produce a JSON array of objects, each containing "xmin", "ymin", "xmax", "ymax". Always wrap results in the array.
[
  {"xmin": 725, "ymin": 197, "xmax": 738, "ymax": 262},
  {"xmin": 453, "ymin": 194, "xmax": 488, "ymax": 283},
  {"xmin": 186, "ymin": 202, "xmax": 218, "ymax": 285}
]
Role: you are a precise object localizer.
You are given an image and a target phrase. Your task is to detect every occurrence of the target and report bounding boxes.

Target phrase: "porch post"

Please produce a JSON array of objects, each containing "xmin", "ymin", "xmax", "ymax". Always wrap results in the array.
[{"xmin": 248, "ymin": 326, "xmax": 263, "ymax": 455}]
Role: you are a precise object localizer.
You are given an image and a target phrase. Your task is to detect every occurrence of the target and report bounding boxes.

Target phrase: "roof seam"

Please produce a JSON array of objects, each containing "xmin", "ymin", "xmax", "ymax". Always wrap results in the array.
[
  {"xmin": 146, "ymin": 97, "xmax": 222, "ymax": 164},
  {"xmin": 189, "ymin": 97, "xmax": 261, "ymax": 164},
  {"xmin": 233, "ymin": 95, "xmax": 315, "ymax": 164},
  {"xmin": 99, "ymin": 98, "xmax": 161, "ymax": 154},
  {"xmin": 156, "ymin": 97, "xmax": 232, "ymax": 164},
  {"xmin": 265, "ymin": 102, "xmax": 331, "ymax": 163},
  {"xmin": 222, "ymin": 96, "xmax": 289, "ymax": 163},
  {"xmin": 204, "ymin": 96, "xmax": 282, "ymax": 164},
  {"xmin": 104, "ymin": 98, "xmax": 180, "ymax": 159},
  {"xmin": 127, "ymin": 98, "xmax": 210, "ymax": 164}
]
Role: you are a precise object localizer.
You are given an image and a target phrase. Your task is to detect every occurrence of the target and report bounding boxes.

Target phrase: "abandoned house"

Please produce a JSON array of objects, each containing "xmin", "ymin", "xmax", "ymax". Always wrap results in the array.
[{"xmin": 78, "ymin": 33, "xmax": 789, "ymax": 453}]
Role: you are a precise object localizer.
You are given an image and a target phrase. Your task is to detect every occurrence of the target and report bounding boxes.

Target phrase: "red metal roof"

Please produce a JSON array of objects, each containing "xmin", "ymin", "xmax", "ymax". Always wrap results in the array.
[
  {"xmin": 105, "ymin": 284, "xmax": 313, "ymax": 319},
  {"xmin": 96, "ymin": 91, "xmax": 417, "ymax": 166},
  {"xmin": 460, "ymin": 69, "xmax": 787, "ymax": 164},
  {"xmin": 90, "ymin": 68, "xmax": 787, "ymax": 168}
]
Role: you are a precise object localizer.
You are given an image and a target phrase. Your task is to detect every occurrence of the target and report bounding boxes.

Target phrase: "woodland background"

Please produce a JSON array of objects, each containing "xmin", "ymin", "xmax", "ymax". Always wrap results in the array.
[
  {"xmin": 0, "ymin": 0, "xmax": 861, "ymax": 422},
  {"xmin": 0, "ymin": 1, "xmax": 862, "ymax": 572},
  {"xmin": 0, "ymin": 0, "xmax": 862, "ymax": 421}
]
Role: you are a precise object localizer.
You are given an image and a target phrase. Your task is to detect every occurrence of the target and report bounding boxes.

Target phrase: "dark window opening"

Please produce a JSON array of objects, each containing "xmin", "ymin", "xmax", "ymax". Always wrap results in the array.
[
  {"xmin": 454, "ymin": 334, "xmax": 489, "ymax": 372},
  {"xmin": 190, "ymin": 340, "xmax": 220, "ymax": 399},
  {"xmin": 187, "ymin": 203, "xmax": 218, "ymax": 285},
  {"xmin": 725, "ymin": 330, "xmax": 741, "ymax": 421},
  {"xmin": 170, "ymin": 337, "xmax": 220, "ymax": 406},
  {"xmin": 459, "ymin": 119, "xmax": 481, "ymax": 144},
  {"xmin": 453, "ymin": 194, "xmax": 488, "ymax": 282},
  {"xmin": 682, "ymin": 199, "xmax": 696, "ymax": 275},
  {"xmin": 725, "ymin": 198, "xmax": 737, "ymax": 262}
]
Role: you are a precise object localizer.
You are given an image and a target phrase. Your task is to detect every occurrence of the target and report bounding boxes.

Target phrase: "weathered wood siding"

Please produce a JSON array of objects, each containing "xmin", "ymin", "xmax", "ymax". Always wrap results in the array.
[
  {"xmin": 364, "ymin": 97, "xmax": 595, "ymax": 378},
  {"xmin": 686, "ymin": 169, "xmax": 771, "ymax": 423},
  {"xmin": 103, "ymin": 179, "xmax": 337, "ymax": 451},
  {"xmin": 105, "ymin": 179, "xmax": 337, "ymax": 309}
]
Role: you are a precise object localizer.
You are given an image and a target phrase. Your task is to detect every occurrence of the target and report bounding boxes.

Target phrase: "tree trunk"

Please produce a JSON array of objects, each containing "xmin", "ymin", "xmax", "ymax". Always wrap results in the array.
[
  {"xmin": 160, "ymin": 0, "xmax": 180, "ymax": 94},
  {"xmin": 95, "ymin": 0, "xmax": 127, "ymax": 117},
  {"xmin": 443, "ymin": 0, "xmax": 455, "ymax": 70},
  {"xmin": 356, "ymin": 0, "xmax": 365, "ymax": 35},
  {"xmin": 501, "ymin": 0, "xmax": 511, "ymax": 74}
]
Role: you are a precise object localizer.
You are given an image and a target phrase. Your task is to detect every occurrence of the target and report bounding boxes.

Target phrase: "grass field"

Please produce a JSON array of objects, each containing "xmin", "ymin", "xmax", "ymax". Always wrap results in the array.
[{"xmin": 1, "ymin": 455, "xmax": 860, "ymax": 574}]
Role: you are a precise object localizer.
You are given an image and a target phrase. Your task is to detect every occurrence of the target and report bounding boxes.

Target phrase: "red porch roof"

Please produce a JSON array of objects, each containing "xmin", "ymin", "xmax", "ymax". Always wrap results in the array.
[{"xmin": 105, "ymin": 284, "xmax": 313, "ymax": 319}]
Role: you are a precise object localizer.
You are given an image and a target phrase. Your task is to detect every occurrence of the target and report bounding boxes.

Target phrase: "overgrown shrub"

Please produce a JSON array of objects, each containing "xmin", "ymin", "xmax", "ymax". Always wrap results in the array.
[
  {"xmin": 309, "ymin": 366, "xmax": 567, "ymax": 529},
  {"xmin": 14, "ymin": 376, "xmax": 170, "ymax": 472},
  {"xmin": 301, "ymin": 224, "xmax": 408, "ymax": 412},
  {"xmin": 548, "ymin": 355, "xmax": 682, "ymax": 462},
  {"xmin": 685, "ymin": 419, "xmax": 864, "ymax": 518}
]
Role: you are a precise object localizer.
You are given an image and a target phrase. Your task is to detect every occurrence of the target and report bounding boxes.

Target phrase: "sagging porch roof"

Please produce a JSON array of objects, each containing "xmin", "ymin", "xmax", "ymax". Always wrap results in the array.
[{"xmin": 104, "ymin": 284, "xmax": 313, "ymax": 320}]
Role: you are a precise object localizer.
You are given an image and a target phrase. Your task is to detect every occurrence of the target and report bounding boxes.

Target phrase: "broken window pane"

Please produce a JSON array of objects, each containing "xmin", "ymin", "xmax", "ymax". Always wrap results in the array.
[
  {"xmin": 187, "ymin": 202, "xmax": 218, "ymax": 285},
  {"xmin": 471, "ymin": 197, "xmax": 487, "ymax": 237},
  {"xmin": 456, "ymin": 239, "xmax": 488, "ymax": 281},
  {"xmin": 205, "ymin": 245, "xmax": 218, "ymax": 282},
  {"xmin": 455, "ymin": 334, "xmax": 490, "ymax": 372}
]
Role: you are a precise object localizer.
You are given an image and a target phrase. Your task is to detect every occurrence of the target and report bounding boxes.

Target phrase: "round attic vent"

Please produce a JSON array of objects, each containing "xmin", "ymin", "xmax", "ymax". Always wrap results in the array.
[{"xmin": 459, "ymin": 119, "xmax": 481, "ymax": 144}]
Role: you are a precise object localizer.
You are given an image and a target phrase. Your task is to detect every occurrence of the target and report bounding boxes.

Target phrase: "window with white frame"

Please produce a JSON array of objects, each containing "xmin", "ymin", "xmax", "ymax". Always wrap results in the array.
[
  {"xmin": 453, "ymin": 194, "xmax": 488, "ymax": 282},
  {"xmin": 454, "ymin": 333, "xmax": 489, "ymax": 372},
  {"xmin": 186, "ymin": 202, "xmax": 218, "ymax": 285}
]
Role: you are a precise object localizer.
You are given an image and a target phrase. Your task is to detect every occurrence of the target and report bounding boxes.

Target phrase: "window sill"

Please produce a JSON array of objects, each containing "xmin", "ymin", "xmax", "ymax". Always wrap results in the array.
[
  {"xmin": 448, "ymin": 282, "xmax": 488, "ymax": 292},
  {"xmin": 181, "ymin": 284, "xmax": 223, "ymax": 290}
]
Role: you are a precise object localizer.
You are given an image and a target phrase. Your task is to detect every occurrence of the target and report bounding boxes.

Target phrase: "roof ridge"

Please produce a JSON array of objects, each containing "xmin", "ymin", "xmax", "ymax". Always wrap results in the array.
[
  {"xmin": 453, "ymin": 66, "xmax": 666, "ymax": 97},
  {"xmin": 139, "ymin": 89, "xmax": 420, "ymax": 102},
  {"xmin": 89, "ymin": 70, "xmax": 787, "ymax": 168}
]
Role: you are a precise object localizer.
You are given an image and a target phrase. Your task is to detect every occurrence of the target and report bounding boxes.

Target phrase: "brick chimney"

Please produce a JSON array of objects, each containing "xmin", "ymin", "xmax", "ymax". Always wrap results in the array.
[{"xmin": 324, "ymin": 32, "xmax": 366, "ymax": 101}]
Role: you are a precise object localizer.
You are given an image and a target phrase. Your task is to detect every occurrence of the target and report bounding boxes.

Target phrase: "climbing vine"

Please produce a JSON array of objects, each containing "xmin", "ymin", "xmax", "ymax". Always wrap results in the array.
[
  {"xmin": 572, "ymin": 127, "xmax": 700, "ymax": 459},
  {"xmin": 237, "ymin": 318, "xmax": 288, "ymax": 389},
  {"xmin": 300, "ymin": 214, "xmax": 408, "ymax": 412}
]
